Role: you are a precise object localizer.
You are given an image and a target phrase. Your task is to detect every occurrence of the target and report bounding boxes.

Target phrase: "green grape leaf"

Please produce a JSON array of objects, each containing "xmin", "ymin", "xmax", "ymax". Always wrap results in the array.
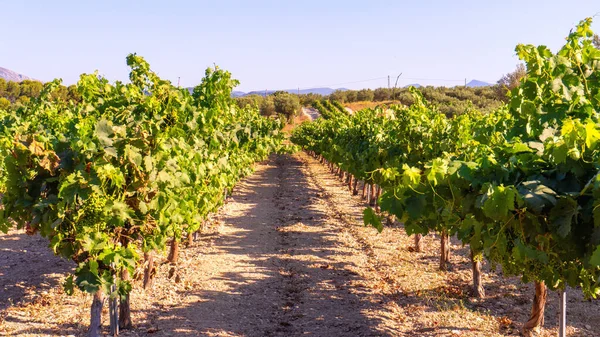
[
  {"xmin": 379, "ymin": 191, "xmax": 404, "ymax": 219},
  {"xmin": 405, "ymin": 195, "xmax": 427, "ymax": 220},
  {"xmin": 401, "ymin": 164, "xmax": 421, "ymax": 187},
  {"xmin": 549, "ymin": 197, "xmax": 579, "ymax": 238},
  {"xmin": 518, "ymin": 181, "xmax": 557, "ymax": 214},
  {"xmin": 363, "ymin": 207, "xmax": 383, "ymax": 232},
  {"xmin": 585, "ymin": 122, "xmax": 600, "ymax": 149},
  {"xmin": 124, "ymin": 145, "xmax": 142, "ymax": 166},
  {"xmin": 75, "ymin": 262, "xmax": 102, "ymax": 293},
  {"xmin": 426, "ymin": 158, "xmax": 447, "ymax": 186},
  {"xmin": 482, "ymin": 185, "xmax": 518, "ymax": 221},
  {"xmin": 105, "ymin": 200, "xmax": 133, "ymax": 227},
  {"xmin": 58, "ymin": 172, "xmax": 91, "ymax": 204},
  {"xmin": 95, "ymin": 119, "xmax": 114, "ymax": 147}
]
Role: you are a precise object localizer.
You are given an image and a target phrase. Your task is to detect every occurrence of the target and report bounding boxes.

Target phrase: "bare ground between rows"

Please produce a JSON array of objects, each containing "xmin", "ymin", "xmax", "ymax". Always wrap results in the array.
[
  {"xmin": 299, "ymin": 151, "xmax": 600, "ymax": 337},
  {"xmin": 1, "ymin": 152, "xmax": 599, "ymax": 337},
  {"xmin": 0, "ymin": 154, "xmax": 400, "ymax": 336}
]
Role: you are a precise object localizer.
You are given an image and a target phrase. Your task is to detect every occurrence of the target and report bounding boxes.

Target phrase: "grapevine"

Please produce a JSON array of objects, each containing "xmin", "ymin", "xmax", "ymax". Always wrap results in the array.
[
  {"xmin": 292, "ymin": 18, "xmax": 600, "ymax": 334},
  {"xmin": 0, "ymin": 54, "xmax": 284, "ymax": 335}
]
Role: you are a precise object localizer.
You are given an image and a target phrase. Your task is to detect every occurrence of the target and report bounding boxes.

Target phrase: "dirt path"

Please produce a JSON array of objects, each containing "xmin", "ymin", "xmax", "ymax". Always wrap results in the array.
[
  {"xmin": 298, "ymin": 153, "xmax": 600, "ymax": 337},
  {"xmin": 301, "ymin": 107, "xmax": 320, "ymax": 121},
  {"xmin": 138, "ymin": 154, "xmax": 400, "ymax": 336},
  {"xmin": 1, "ymin": 153, "xmax": 599, "ymax": 336},
  {"xmin": 0, "ymin": 154, "xmax": 400, "ymax": 336},
  {"xmin": 0, "ymin": 233, "xmax": 73, "ymax": 314}
]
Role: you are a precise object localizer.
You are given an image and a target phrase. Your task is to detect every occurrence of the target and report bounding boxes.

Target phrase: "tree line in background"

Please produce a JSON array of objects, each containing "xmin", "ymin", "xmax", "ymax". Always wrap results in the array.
[
  {"xmin": 330, "ymin": 85, "xmax": 505, "ymax": 115},
  {"xmin": 235, "ymin": 35, "xmax": 600, "ymax": 119},
  {"xmin": 5, "ymin": 33, "xmax": 596, "ymax": 118},
  {"xmin": 325, "ymin": 33, "xmax": 599, "ymax": 113},
  {"xmin": 291, "ymin": 21, "xmax": 600, "ymax": 335},
  {"xmin": 235, "ymin": 91, "xmax": 302, "ymax": 121},
  {"xmin": 0, "ymin": 78, "xmax": 81, "ymax": 109},
  {"xmin": 235, "ymin": 84, "xmax": 509, "ymax": 118},
  {"xmin": 233, "ymin": 63, "xmax": 535, "ymax": 119},
  {"xmin": 3, "ymin": 76, "xmax": 506, "ymax": 119},
  {"xmin": 318, "ymin": 62, "xmax": 535, "ymax": 116}
]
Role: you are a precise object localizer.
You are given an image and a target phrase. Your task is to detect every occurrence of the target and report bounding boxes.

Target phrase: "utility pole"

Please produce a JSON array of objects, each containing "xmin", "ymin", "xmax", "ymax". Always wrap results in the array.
[
  {"xmin": 393, "ymin": 73, "xmax": 402, "ymax": 101},
  {"xmin": 465, "ymin": 78, "xmax": 467, "ymax": 87},
  {"xmin": 388, "ymin": 75, "xmax": 390, "ymax": 89},
  {"xmin": 298, "ymin": 87, "xmax": 300, "ymax": 96},
  {"xmin": 177, "ymin": 77, "xmax": 181, "ymax": 88}
]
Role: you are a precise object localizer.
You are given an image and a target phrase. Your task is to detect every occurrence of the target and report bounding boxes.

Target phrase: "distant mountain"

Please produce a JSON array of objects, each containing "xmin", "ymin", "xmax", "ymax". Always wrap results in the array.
[
  {"xmin": 232, "ymin": 87, "xmax": 347, "ymax": 97},
  {"xmin": 404, "ymin": 83, "xmax": 422, "ymax": 88},
  {"xmin": 0, "ymin": 67, "xmax": 33, "ymax": 82},
  {"xmin": 292, "ymin": 87, "xmax": 344, "ymax": 96},
  {"xmin": 466, "ymin": 80, "xmax": 491, "ymax": 88},
  {"xmin": 245, "ymin": 90, "xmax": 276, "ymax": 97}
]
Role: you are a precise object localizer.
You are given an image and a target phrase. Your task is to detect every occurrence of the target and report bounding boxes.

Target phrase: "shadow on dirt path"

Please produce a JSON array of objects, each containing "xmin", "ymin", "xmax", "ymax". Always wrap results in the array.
[
  {"xmin": 0, "ymin": 232, "xmax": 73, "ymax": 314},
  {"xmin": 3, "ymin": 153, "xmax": 599, "ymax": 337},
  {"xmin": 139, "ymin": 154, "xmax": 398, "ymax": 337}
]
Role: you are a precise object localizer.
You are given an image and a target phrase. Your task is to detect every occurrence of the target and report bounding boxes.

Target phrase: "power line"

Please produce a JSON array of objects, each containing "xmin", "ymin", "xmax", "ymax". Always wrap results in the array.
[{"xmin": 296, "ymin": 74, "xmax": 494, "ymax": 91}]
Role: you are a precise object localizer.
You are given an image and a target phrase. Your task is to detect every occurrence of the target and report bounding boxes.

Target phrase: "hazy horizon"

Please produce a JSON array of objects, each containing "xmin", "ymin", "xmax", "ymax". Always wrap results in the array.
[{"xmin": 1, "ymin": 0, "xmax": 599, "ymax": 91}]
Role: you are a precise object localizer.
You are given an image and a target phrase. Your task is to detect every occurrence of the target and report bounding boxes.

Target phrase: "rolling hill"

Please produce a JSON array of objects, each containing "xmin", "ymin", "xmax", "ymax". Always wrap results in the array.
[
  {"xmin": 0, "ymin": 67, "xmax": 33, "ymax": 82},
  {"xmin": 243, "ymin": 87, "xmax": 347, "ymax": 97},
  {"xmin": 466, "ymin": 80, "xmax": 491, "ymax": 87}
]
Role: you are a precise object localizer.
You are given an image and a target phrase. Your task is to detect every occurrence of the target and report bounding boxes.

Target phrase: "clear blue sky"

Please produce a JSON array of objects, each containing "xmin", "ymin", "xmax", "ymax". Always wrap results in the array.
[{"xmin": 1, "ymin": 0, "xmax": 599, "ymax": 91}]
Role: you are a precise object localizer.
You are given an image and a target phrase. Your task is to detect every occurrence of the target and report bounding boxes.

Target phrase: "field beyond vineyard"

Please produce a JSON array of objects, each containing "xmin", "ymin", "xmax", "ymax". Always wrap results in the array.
[{"xmin": 1, "ymin": 153, "xmax": 597, "ymax": 337}]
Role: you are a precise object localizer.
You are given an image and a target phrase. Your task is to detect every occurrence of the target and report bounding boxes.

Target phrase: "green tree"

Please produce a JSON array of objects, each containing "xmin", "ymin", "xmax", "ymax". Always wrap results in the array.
[
  {"xmin": 373, "ymin": 88, "xmax": 391, "ymax": 101},
  {"xmin": 50, "ymin": 85, "xmax": 69, "ymax": 102},
  {"xmin": 0, "ymin": 78, "xmax": 6, "ymax": 97},
  {"xmin": 498, "ymin": 63, "xmax": 526, "ymax": 89},
  {"xmin": 19, "ymin": 80, "xmax": 43, "ymax": 98},
  {"xmin": 273, "ymin": 92, "xmax": 300, "ymax": 120},
  {"xmin": 298, "ymin": 93, "xmax": 321, "ymax": 106},
  {"xmin": 260, "ymin": 96, "xmax": 276, "ymax": 116},
  {"xmin": 67, "ymin": 85, "xmax": 82, "ymax": 103},
  {"xmin": 236, "ymin": 94, "xmax": 262, "ymax": 110},
  {"xmin": 345, "ymin": 90, "xmax": 357, "ymax": 102},
  {"xmin": 329, "ymin": 90, "xmax": 347, "ymax": 103},
  {"xmin": 15, "ymin": 96, "xmax": 30, "ymax": 106},
  {"xmin": 5, "ymin": 81, "xmax": 20, "ymax": 102},
  {"xmin": 396, "ymin": 91, "xmax": 415, "ymax": 106},
  {"xmin": 356, "ymin": 89, "xmax": 374, "ymax": 101},
  {"xmin": 0, "ymin": 97, "xmax": 10, "ymax": 110}
]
